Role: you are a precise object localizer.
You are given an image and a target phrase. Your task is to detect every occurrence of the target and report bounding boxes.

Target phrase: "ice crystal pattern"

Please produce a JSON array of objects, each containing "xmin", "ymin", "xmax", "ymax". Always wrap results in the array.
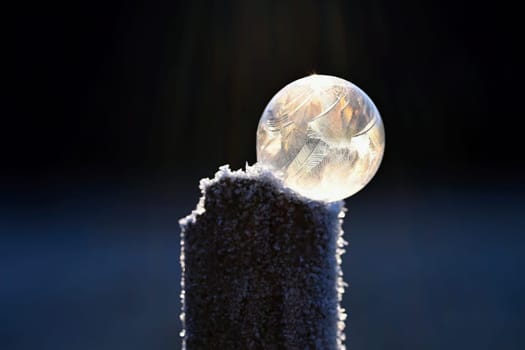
[{"xmin": 257, "ymin": 75, "xmax": 385, "ymax": 201}]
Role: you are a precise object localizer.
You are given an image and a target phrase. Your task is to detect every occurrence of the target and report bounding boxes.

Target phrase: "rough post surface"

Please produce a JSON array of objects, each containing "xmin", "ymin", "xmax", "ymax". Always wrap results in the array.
[{"xmin": 179, "ymin": 165, "xmax": 347, "ymax": 349}]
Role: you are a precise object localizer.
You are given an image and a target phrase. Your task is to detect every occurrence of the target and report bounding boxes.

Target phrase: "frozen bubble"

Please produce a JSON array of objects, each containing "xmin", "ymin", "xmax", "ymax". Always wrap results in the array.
[{"xmin": 256, "ymin": 74, "xmax": 385, "ymax": 202}]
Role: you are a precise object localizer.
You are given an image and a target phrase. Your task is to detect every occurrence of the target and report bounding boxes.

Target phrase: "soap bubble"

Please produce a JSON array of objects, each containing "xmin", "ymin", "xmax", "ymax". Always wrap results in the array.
[{"xmin": 256, "ymin": 74, "xmax": 385, "ymax": 202}]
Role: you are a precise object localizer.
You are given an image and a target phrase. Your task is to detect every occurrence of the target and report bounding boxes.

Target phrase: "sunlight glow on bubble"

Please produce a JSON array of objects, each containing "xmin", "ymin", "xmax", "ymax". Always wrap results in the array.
[{"xmin": 256, "ymin": 74, "xmax": 385, "ymax": 202}]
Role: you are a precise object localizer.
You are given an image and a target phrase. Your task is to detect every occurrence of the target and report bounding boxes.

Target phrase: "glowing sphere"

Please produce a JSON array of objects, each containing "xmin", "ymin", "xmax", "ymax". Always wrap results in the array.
[{"xmin": 256, "ymin": 74, "xmax": 385, "ymax": 202}]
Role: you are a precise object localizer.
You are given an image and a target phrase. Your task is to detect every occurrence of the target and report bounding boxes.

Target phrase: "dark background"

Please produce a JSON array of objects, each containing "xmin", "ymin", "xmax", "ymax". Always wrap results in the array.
[{"xmin": 2, "ymin": 1, "xmax": 524, "ymax": 349}]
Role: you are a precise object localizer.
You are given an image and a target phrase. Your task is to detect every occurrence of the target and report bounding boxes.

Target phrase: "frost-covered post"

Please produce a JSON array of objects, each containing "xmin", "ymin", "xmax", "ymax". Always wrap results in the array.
[{"xmin": 179, "ymin": 165, "xmax": 347, "ymax": 349}]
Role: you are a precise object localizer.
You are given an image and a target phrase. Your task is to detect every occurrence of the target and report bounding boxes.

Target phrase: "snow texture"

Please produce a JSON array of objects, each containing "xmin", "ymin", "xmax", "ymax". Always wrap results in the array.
[{"xmin": 179, "ymin": 164, "xmax": 348, "ymax": 349}]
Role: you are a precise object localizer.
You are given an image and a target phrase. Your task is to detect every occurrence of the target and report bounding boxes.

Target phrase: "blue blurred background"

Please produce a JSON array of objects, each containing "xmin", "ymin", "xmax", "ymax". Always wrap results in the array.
[{"xmin": 3, "ymin": 0, "xmax": 524, "ymax": 349}]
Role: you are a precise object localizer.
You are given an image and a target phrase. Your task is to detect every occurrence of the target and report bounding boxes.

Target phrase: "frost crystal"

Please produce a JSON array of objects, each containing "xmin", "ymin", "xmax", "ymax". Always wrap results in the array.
[{"xmin": 257, "ymin": 74, "xmax": 385, "ymax": 201}]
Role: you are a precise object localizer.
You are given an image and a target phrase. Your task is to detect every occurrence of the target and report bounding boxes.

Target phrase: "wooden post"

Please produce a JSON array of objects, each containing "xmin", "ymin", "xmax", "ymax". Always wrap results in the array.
[{"xmin": 180, "ymin": 165, "xmax": 347, "ymax": 349}]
